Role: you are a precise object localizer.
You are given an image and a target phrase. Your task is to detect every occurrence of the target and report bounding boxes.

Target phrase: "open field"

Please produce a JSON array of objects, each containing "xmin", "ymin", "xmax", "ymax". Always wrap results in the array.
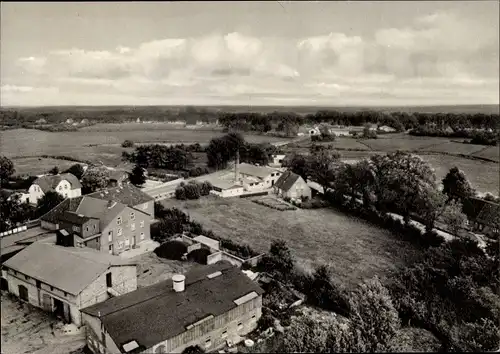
[
  {"xmin": 160, "ymin": 196, "xmax": 422, "ymax": 289},
  {"xmin": 1, "ymin": 293, "xmax": 85, "ymax": 354},
  {"xmin": 419, "ymin": 154, "xmax": 499, "ymax": 195},
  {"xmin": 471, "ymin": 145, "xmax": 500, "ymax": 162},
  {"xmin": 0, "ymin": 127, "xmax": 291, "ymax": 173},
  {"xmin": 11, "ymin": 157, "xmax": 82, "ymax": 176}
]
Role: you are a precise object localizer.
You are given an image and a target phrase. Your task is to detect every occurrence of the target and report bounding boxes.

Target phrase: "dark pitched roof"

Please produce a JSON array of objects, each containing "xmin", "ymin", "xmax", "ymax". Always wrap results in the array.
[
  {"xmin": 32, "ymin": 173, "xmax": 82, "ymax": 193},
  {"xmin": 82, "ymin": 262, "xmax": 264, "ymax": 351},
  {"xmin": 88, "ymin": 183, "xmax": 153, "ymax": 208},
  {"xmin": 476, "ymin": 200, "xmax": 500, "ymax": 228},
  {"xmin": 4, "ymin": 237, "xmax": 133, "ymax": 295},
  {"xmin": 274, "ymin": 170, "xmax": 302, "ymax": 192},
  {"xmin": 41, "ymin": 196, "xmax": 128, "ymax": 230}
]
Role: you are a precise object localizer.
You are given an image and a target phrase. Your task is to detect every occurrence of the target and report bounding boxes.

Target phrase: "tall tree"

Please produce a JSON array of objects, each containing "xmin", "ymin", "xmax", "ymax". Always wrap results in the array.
[
  {"xmin": 129, "ymin": 165, "xmax": 146, "ymax": 186},
  {"xmin": 0, "ymin": 194, "xmax": 35, "ymax": 232},
  {"xmin": 0, "ymin": 155, "xmax": 15, "ymax": 186},
  {"xmin": 64, "ymin": 164, "xmax": 85, "ymax": 179},
  {"xmin": 282, "ymin": 154, "xmax": 309, "ymax": 181},
  {"xmin": 307, "ymin": 149, "xmax": 341, "ymax": 194},
  {"xmin": 442, "ymin": 167, "xmax": 476, "ymax": 202},
  {"xmin": 81, "ymin": 168, "xmax": 110, "ymax": 193},
  {"xmin": 441, "ymin": 200, "xmax": 468, "ymax": 236},
  {"xmin": 49, "ymin": 166, "xmax": 59, "ymax": 175},
  {"xmin": 36, "ymin": 191, "xmax": 64, "ymax": 217}
]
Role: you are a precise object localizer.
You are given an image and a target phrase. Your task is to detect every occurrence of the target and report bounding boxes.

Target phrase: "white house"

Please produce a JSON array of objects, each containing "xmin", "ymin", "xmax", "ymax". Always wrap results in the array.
[
  {"xmin": 237, "ymin": 163, "xmax": 282, "ymax": 189},
  {"xmin": 2, "ymin": 231, "xmax": 137, "ymax": 327},
  {"xmin": 274, "ymin": 171, "xmax": 311, "ymax": 200},
  {"xmin": 269, "ymin": 154, "xmax": 287, "ymax": 167},
  {"xmin": 210, "ymin": 180, "xmax": 245, "ymax": 198},
  {"xmin": 28, "ymin": 173, "xmax": 82, "ymax": 204}
]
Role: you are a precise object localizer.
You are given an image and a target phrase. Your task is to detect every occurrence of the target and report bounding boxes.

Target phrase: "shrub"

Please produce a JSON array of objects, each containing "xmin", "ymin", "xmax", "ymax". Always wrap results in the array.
[
  {"xmin": 175, "ymin": 187, "xmax": 186, "ymax": 200},
  {"xmin": 121, "ymin": 140, "xmax": 134, "ymax": 148},
  {"xmin": 187, "ymin": 248, "xmax": 212, "ymax": 264},
  {"xmin": 153, "ymin": 240, "xmax": 188, "ymax": 260},
  {"xmin": 184, "ymin": 183, "xmax": 201, "ymax": 199},
  {"xmin": 258, "ymin": 309, "xmax": 276, "ymax": 331}
]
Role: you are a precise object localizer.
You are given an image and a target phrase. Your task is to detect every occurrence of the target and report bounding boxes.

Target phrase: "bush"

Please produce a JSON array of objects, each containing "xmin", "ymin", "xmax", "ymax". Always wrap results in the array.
[
  {"xmin": 188, "ymin": 166, "xmax": 209, "ymax": 177},
  {"xmin": 153, "ymin": 240, "xmax": 188, "ymax": 260},
  {"xmin": 121, "ymin": 140, "xmax": 134, "ymax": 148},
  {"xmin": 187, "ymin": 248, "xmax": 212, "ymax": 264},
  {"xmin": 258, "ymin": 309, "xmax": 276, "ymax": 331},
  {"xmin": 175, "ymin": 187, "xmax": 186, "ymax": 200},
  {"xmin": 220, "ymin": 239, "xmax": 258, "ymax": 258},
  {"xmin": 184, "ymin": 183, "xmax": 201, "ymax": 199}
]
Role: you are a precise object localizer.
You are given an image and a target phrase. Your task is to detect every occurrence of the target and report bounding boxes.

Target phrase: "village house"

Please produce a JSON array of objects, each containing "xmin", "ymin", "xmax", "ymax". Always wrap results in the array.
[
  {"xmin": 81, "ymin": 261, "xmax": 264, "ymax": 354},
  {"xmin": 274, "ymin": 171, "xmax": 312, "ymax": 200},
  {"xmin": 210, "ymin": 163, "xmax": 283, "ymax": 198},
  {"xmin": 463, "ymin": 197, "xmax": 500, "ymax": 238},
  {"xmin": 269, "ymin": 154, "xmax": 287, "ymax": 168},
  {"xmin": 40, "ymin": 184, "xmax": 155, "ymax": 256},
  {"xmin": 28, "ymin": 173, "xmax": 82, "ymax": 205},
  {"xmin": 2, "ymin": 231, "xmax": 137, "ymax": 327},
  {"xmin": 0, "ymin": 188, "xmax": 30, "ymax": 204},
  {"xmin": 377, "ymin": 125, "xmax": 397, "ymax": 133}
]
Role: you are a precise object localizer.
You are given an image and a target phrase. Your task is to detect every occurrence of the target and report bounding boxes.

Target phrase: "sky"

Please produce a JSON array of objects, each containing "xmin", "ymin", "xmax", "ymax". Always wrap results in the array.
[{"xmin": 1, "ymin": 1, "xmax": 499, "ymax": 107}]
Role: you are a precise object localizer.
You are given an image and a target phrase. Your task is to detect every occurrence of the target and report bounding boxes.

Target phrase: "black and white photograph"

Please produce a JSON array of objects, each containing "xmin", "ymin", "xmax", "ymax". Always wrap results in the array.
[{"xmin": 0, "ymin": 1, "xmax": 499, "ymax": 353}]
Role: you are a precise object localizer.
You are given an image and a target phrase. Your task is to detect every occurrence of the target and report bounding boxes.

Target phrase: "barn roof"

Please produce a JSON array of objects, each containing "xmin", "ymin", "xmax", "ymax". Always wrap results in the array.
[{"xmin": 274, "ymin": 171, "xmax": 302, "ymax": 192}]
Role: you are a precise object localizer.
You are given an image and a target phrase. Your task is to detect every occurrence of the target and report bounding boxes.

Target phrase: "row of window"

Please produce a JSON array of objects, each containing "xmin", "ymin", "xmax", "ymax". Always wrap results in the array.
[
  {"xmin": 16, "ymin": 271, "xmax": 68, "ymax": 297},
  {"xmin": 58, "ymin": 184, "xmax": 69, "ymax": 191},
  {"xmin": 108, "ymin": 221, "xmax": 145, "ymax": 241}
]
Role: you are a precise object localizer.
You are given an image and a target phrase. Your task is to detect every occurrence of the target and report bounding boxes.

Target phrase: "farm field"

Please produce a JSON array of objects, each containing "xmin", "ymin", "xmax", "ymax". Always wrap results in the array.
[
  {"xmin": 472, "ymin": 145, "xmax": 500, "ymax": 162},
  {"xmin": 11, "ymin": 157, "xmax": 81, "ymax": 176},
  {"xmin": 160, "ymin": 196, "xmax": 422, "ymax": 289},
  {"xmin": 0, "ymin": 127, "xmax": 291, "ymax": 172},
  {"xmin": 419, "ymin": 154, "xmax": 499, "ymax": 195}
]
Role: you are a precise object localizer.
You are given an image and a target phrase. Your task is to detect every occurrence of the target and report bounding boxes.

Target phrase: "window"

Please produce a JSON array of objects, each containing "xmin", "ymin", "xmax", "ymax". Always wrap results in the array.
[
  {"xmin": 221, "ymin": 330, "xmax": 228, "ymax": 338},
  {"xmin": 205, "ymin": 339, "xmax": 211, "ymax": 349},
  {"xmin": 252, "ymin": 314, "xmax": 257, "ymax": 320},
  {"xmin": 73, "ymin": 225, "xmax": 80, "ymax": 232},
  {"xmin": 64, "ymin": 292, "xmax": 68, "ymax": 297},
  {"xmin": 117, "ymin": 228, "xmax": 122, "ymax": 236},
  {"xmin": 50, "ymin": 286, "xmax": 54, "ymax": 291},
  {"xmin": 142, "ymin": 203, "xmax": 148, "ymax": 210},
  {"xmin": 154, "ymin": 345, "xmax": 166, "ymax": 354},
  {"xmin": 64, "ymin": 193, "xmax": 68, "ymax": 198},
  {"xmin": 130, "ymin": 212, "xmax": 135, "ymax": 220},
  {"xmin": 86, "ymin": 226, "xmax": 89, "ymax": 232},
  {"xmin": 131, "ymin": 223, "xmax": 135, "ymax": 231},
  {"xmin": 140, "ymin": 232, "xmax": 145, "ymax": 240},
  {"xmin": 93, "ymin": 224, "xmax": 96, "ymax": 230},
  {"xmin": 65, "ymin": 184, "xmax": 68, "ymax": 190},
  {"xmin": 117, "ymin": 217, "xmax": 122, "ymax": 225},
  {"xmin": 140, "ymin": 220, "xmax": 144, "ymax": 228},
  {"xmin": 118, "ymin": 241, "xmax": 123, "ymax": 249},
  {"xmin": 108, "ymin": 231, "xmax": 113, "ymax": 242},
  {"xmin": 59, "ymin": 186, "xmax": 63, "ymax": 191},
  {"xmin": 108, "ymin": 245, "xmax": 113, "ymax": 254},
  {"xmin": 25, "ymin": 275, "xmax": 29, "ymax": 280},
  {"xmin": 125, "ymin": 239, "xmax": 130, "ymax": 248},
  {"xmin": 106, "ymin": 273, "xmax": 112, "ymax": 287}
]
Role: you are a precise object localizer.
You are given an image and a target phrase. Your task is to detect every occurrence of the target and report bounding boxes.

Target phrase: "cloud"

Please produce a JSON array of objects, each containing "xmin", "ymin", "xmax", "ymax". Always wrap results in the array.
[{"xmin": 4, "ymin": 10, "xmax": 498, "ymax": 106}]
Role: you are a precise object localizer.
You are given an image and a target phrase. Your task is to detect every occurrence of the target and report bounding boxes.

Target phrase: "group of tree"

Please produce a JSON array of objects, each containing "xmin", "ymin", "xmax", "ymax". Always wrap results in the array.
[
  {"xmin": 81, "ymin": 167, "xmax": 110, "ymax": 194},
  {"xmin": 286, "ymin": 148, "xmax": 475, "ymax": 234},
  {"xmin": 311, "ymin": 125, "xmax": 336, "ymax": 142},
  {"xmin": 0, "ymin": 155, "xmax": 15, "ymax": 187},
  {"xmin": 206, "ymin": 132, "xmax": 280, "ymax": 170},
  {"xmin": 62, "ymin": 163, "xmax": 85, "ymax": 179},
  {"xmin": 129, "ymin": 165, "xmax": 147, "ymax": 186},
  {"xmin": 410, "ymin": 125, "xmax": 499, "ymax": 146},
  {"xmin": 175, "ymin": 181, "xmax": 212, "ymax": 200},
  {"xmin": 218, "ymin": 110, "xmax": 498, "ymax": 136},
  {"xmin": 123, "ymin": 144, "xmax": 194, "ymax": 171}
]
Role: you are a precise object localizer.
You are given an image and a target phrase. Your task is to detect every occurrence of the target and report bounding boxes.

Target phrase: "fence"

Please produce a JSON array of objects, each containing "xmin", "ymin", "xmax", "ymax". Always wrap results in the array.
[{"xmin": 0, "ymin": 219, "xmax": 40, "ymax": 237}]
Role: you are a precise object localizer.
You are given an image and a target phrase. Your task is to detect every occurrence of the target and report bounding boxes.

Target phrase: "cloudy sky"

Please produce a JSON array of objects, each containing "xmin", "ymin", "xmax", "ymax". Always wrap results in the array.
[{"xmin": 1, "ymin": 1, "xmax": 498, "ymax": 107}]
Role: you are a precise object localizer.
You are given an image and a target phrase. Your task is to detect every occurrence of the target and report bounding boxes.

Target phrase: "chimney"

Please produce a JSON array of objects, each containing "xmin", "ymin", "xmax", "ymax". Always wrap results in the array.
[
  {"xmin": 56, "ymin": 229, "xmax": 74, "ymax": 247},
  {"xmin": 234, "ymin": 149, "xmax": 240, "ymax": 184},
  {"xmin": 172, "ymin": 274, "xmax": 186, "ymax": 292}
]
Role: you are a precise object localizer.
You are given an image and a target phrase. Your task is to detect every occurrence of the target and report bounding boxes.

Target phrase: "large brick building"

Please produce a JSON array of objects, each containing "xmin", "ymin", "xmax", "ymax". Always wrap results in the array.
[
  {"xmin": 81, "ymin": 262, "xmax": 264, "ymax": 354},
  {"xmin": 2, "ymin": 231, "xmax": 137, "ymax": 327},
  {"xmin": 40, "ymin": 183, "xmax": 155, "ymax": 256}
]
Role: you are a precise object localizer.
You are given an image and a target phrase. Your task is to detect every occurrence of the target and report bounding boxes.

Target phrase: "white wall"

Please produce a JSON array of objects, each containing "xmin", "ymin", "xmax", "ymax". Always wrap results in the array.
[{"xmin": 28, "ymin": 184, "xmax": 45, "ymax": 204}]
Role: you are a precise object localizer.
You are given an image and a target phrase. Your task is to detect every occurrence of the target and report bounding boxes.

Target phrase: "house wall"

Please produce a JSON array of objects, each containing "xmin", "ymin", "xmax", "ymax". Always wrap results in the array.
[
  {"xmin": 28, "ymin": 184, "xmax": 45, "ymax": 204},
  {"xmin": 5, "ymin": 268, "xmax": 82, "ymax": 325},
  {"xmin": 41, "ymin": 220, "xmax": 59, "ymax": 230},
  {"xmin": 135, "ymin": 200, "xmax": 155, "ymax": 220},
  {"xmin": 210, "ymin": 187, "xmax": 245, "ymax": 198},
  {"xmin": 100, "ymin": 207, "xmax": 151, "ymax": 256},
  {"xmin": 83, "ymin": 314, "xmax": 121, "ymax": 354},
  {"xmin": 284, "ymin": 179, "xmax": 312, "ymax": 200},
  {"xmin": 146, "ymin": 295, "xmax": 262, "ymax": 354},
  {"xmin": 62, "ymin": 219, "xmax": 100, "ymax": 238},
  {"xmin": 78, "ymin": 265, "xmax": 137, "ymax": 309}
]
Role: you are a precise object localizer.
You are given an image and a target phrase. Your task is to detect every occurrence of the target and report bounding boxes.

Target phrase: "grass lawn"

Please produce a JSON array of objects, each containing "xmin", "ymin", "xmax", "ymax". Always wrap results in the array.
[
  {"xmin": 11, "ymin": 157, "xmax": 81, "ymax": 176},
  {"xmin": 472, "ymin": 145, "xmax": 500, "ymax": 162},
  {"xmin": 419, "ymin": 154, "xmax": 499, "ymax": 195},
  {"xmin": 419, "ymin": 141, "xmax": 488, "ymax": 155},
  {"xmin": 160, "ymin": 197, "xmax": 422, "ymax": 289},
  {"xmin": 360, "ymin": 136, "xmax": 450, "ymax": 152}
]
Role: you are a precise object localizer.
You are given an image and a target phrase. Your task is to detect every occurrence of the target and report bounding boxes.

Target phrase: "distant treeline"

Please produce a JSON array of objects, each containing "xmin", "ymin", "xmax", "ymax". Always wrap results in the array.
[{"xmin": 410, "ymin": 126, "xmax": 499, "ymax": 146}]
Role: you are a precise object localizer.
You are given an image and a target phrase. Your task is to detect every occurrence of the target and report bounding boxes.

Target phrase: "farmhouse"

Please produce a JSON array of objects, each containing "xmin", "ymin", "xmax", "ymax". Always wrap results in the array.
[
  {"xmin": 28, "ymin": 173, "xmax": 82, "ymax": 204},
  {"xmin": 40, "ymin": 186, "xmax": 155, "ymax": 257},
  {"xmin": 274, "ymin": 171, "xmax": 311, "ymax": 200},
  {"xmin": 81, "ymin": 262, "xmax": 263, "ymax": 354},
  {"xmin": 88, "ymin": 183, "xmax": 155, "ymax": 219},
  {"xmin": 463, "ymin": 197, "xmax": 500, "ymax": 238},
  {"xmin": 2, "ymin": 231, "xmax": 137, "ymax": 327}
]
